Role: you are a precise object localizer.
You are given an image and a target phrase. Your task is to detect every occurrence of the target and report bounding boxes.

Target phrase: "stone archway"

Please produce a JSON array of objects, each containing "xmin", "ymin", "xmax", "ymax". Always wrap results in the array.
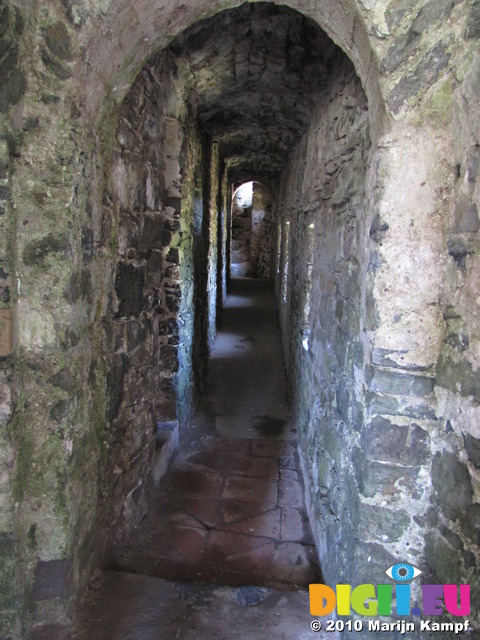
[
  {"xmin": 1, "ymin": 1, "xmax": 479, "ymax": 637},
  {"xmin": 231, "ymin": 182, "xmax": 273, "ymax": 278},
  {"xmin": 76, "ymin": 0, "xmax": 388, "ymax": 142}
]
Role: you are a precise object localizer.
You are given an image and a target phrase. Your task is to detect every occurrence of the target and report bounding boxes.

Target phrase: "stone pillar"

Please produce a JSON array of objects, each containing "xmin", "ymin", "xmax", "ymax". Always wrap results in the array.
[{"xmin": 354, "ymin": 123, "xmax": 450, "ymax": 583}]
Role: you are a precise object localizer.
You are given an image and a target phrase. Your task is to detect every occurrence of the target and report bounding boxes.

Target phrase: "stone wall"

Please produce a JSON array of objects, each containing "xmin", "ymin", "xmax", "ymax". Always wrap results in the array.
[
  {"xmin": 0, "ymin": 2, "xmax": 27, "ymax": 635},
  {"xmin": 76, "ymin": 40, "xmax": 225, "ymax": 592},
  {"xmin": 0, "ymin": 24, "xmax": 224, "ymax": 635},
  {"xmin": 432, "ymin": 10, "xmax": 480, "ymax": 616},
  {"xmin": 0, "ymin": 1, "xmax": 479, "ymax": 637},
  {"xmin": 274, "ymin": 2, "xmax": 480, "ymax": 636},
  {"xmin": 275, "ymin": 52, "xmax": 372, "ymax": 589},
  {"xmin": 96, "ymin": 52, "xmax": 202, "ymax": 559}
]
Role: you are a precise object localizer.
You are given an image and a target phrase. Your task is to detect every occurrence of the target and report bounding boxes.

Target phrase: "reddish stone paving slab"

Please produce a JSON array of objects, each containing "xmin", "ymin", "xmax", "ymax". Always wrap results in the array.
[
  {"xmin": 217, "ymin": 499, "xmax": 276, "ymax": 527},
  {"xmin": 280, "ymin": 508, "xmax": 315, "ymax": 544},
  {"xmin": 222, "ymin": 474, "xmax": 278, "ymax": 505},
  {"xmin": 157, "ymin": 523, "xmax": 208, "ymax": 563},
  {"xmin": 279, "ymin": 467, "xmax": 300, "ymax": 481},
  {"xmin": 229, "ymin": 454, "xmax": 278, "ymax": 479},
  {"xmin": 251, "ymin": 439, "xmax": 295, "ymax": 457},
  {"xmin": 218, "ymin": 505, "xmax": 281, "ymax": 538},
  {"xmin": 203, "ymin": 436, "xmax": 251, "ymax": 456},
  {"xmin": 115, "ymin": 435, "xmax": 320, "ymax": 588},
  {"xmin": 202, "ymin": 530, "xmax": 276, "ymax": 577},
  {"xmin": 169, "ymin": 495, "xmax": 220, "ymax": 530},
  {"xmin": 168, "ymin": 467, "xmax": 225, "ymax": 499},
  {"xmin": 271, "ymin": 542, "xmax": 320, "ymax": 584},
  {"xmin": 188, "ymin": 450, "xmax": 234, "ymax": 472},
  {"xmin": 279, "ymin": 479, "xmax": 305, "ymax": 508}
]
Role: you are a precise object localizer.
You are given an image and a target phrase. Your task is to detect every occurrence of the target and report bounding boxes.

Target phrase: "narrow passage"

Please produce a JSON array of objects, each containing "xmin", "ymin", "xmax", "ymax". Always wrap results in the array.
[
  {"xmin": 205, "ymin": 277, "xmax": 296, "ymax": 440},
  {"xmin": 75, "ymin": 279, "xmax": 324, "ymax": 639}
]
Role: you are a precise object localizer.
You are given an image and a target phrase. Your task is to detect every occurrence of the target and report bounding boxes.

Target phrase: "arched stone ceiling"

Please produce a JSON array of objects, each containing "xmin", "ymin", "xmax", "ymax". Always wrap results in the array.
[
  {"xmin": 166, "ymin": 3, "xmax": 341, "ymax": 183},
  {"xmin": 77, "ymin": 0, "xmax": 387, "ymax": 141}
]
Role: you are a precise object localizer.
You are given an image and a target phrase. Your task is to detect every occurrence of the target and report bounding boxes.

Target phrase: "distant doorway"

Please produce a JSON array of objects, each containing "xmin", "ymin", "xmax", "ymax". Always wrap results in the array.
[{"xmin": 231, "ymin": 182, "xmax": 273, "ymax": 278}]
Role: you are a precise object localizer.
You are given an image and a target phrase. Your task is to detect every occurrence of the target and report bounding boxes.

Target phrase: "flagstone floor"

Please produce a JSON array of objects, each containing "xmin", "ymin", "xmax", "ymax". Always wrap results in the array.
[
  {"xmin": 74, "ymin": 278, "xmax": 328, "ymax": 639},
  {"xmin": 113, "ymin": 435, "xmax": 320, "ymax": 588}
]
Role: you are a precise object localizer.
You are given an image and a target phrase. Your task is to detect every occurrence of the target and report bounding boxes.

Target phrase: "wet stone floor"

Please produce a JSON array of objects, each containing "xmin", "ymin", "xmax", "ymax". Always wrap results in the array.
[{"xmin": 75, "ymin": 279, "xmax": 332, "ymax": 639}]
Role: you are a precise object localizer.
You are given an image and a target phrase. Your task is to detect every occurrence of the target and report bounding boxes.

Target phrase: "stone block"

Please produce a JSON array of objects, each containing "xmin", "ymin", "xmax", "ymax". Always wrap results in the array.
[
  {"xmin": 164, "ymin": 219, "xmax": 181, "ymax": 232},
  {"xmin": 466, "ymin": 145, "xmax": 480, "ymax": 182},
  {"xmin": 107, "ymin": 353, "xmax": 128, "ymax": 421},
  {"xmin": 0, "ymin": 308, "xmax": 12, "ymax": 357},
  {"xmin": 464, "ymin": 433, "xmax": 480, "ymax": 469},
  {"xmin": 40, "ymin": 48, "xmax": 71, "ymax": 80},
  {"xmin": 166, "ymin": 248, "xmax": 179, "ymax": 264},
  {"xmin": 0, "ymin": 64, "xmax": 25, "ymax": 111},
  {"xmin": 367, "ymin": 365, "xmax": 434, "ymax": 397},
  {"xmin": 32, "ymin": 558, "xmax": 72, "ymax": 601},
  {"xmin": 352, "ymin": 542, "xmax": 396, "ymax": 586},
  {"xmin": 446, "ymin": 236, "xmax": 475, "ymax": 271},
  {"xmin": 166, "ymin": 294, "xmax": 180, "ymax": 312},
  {"xmin": 139, "ymin": 215, "xmax": 164, "ymax": 250},
  {"xmin": 371, "ymin": 348, "xmax": 433, "ymax": 372},
  {"xmin": 385, "ymin": 0, "xmax": 418, "ymax": 31},
  {"xmin": 160, "ymin": 345, "xmax": 178, "ymax": 372},
  {"xmin": 358, "ymin": 504, "xmax": 410, "ymax": 543},
  {"xmin": 81, "ymin": 227, "xmax": 94, "ymax": 263},
  {"xmin": 126, "ymin": 321, "xmax": 148, "ymax": 351},
  {"xmin": 158, "ymin": 318, "xmax": 179, "ymax": 337},
  {"xmin": 382, "ymin": 30, "xmax": 420, "ymax": 75},
  {"xmin": 466, "ymin": 0, "xmax": 480, "ymax": 38},
  {"xmin": 436, "ymin": 355, "xmax": 480, "ymax": 402},
  {"xmin": 411, "ymin": 0, "xmax": 454, "ymax": 35},
  {"xmin": 366, "ymin": 391, "xmax": 437, "ymax": 420},
  {"xmin": 460, "ymin": 503, "xmax": 480, "ymax": 546},
  {"xmin": 369, "ymin": 214, "xmax": 389, "ymax": 243},
  {"xmin": 43, "ymin": 22, "xmax": 72, "ymax": 61},
  {"xmin": 23, "ymin": 233, "xmax": 68, "ymax": 267},
  {"xmin": 361, "ymin": 416, "xmax": 408, "ymax": 463},
  {"xmin": 0, "ymin": 532, "xmax": 16, "ymax": 609},
  {"xmin": 431, "ymin": 451, "xmax": 473, "ymax": 521},
  {"xmin": 424, "ymin": 530, "xmax": 461, "ymax": 584},
  {"xmin": 408, "ymin": 423, "xmax": 430, "ymax": 465},
  {"xmin": 50, "ymin": 399, "xmax": 72, "ymax": 423},
  {"xmin": 115, "ymin": 263, "xmax": 145, "ymax": 317},
  {"xmin": 324, "ymin": 429, "xmax": 346, "ymax": 468},
  {"xmin": 454, "ymin": 201, "xmax": 479, "ymax": 233},
  {"xmin": 146, "ymin": 251, "xmax": 163, "ymax": 285},
  {"xmin": 444, "ymin": 331, "xmax": 469, "ymax": 352},
  {"xmin": 387, "ymin": 42, "xmax": 451, "ymax": 114},
  {"xmin": 438, "ymin": 523, "xmax": 463, "ymax": 551},
  {"xmin": 67, "ymin": 268, "xmax": 93, "ymax": 304},
  {"xmin": 353, "ymin": 446, "xmax": 421, "ymax": 498}
]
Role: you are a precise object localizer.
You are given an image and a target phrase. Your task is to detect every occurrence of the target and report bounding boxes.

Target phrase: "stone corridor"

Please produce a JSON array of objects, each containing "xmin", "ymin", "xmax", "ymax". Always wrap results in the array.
[
  {"xmin": 111, "ymin": 278, "xmax": 318, "ymax": 588},
  {"xmin": 1, "ymin": 1, "xmax": 480, "ymax": 638},
  {"xmin": 74, "ymin": 278, "xmax": 324, "ymax": 639}
]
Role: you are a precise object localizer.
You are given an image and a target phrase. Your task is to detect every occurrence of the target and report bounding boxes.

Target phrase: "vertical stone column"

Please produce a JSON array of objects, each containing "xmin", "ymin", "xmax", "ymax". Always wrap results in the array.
[
  {"xmin": 207, "ymin": 143, "xmax": 219, "ymax": 350},
  {"xmin": 0, "ymin": 2, "xmax": 28, "ymax": 634},
  {"xmin": 355, "ymin": 123, "xmax": 451, "ymax": 581}
]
